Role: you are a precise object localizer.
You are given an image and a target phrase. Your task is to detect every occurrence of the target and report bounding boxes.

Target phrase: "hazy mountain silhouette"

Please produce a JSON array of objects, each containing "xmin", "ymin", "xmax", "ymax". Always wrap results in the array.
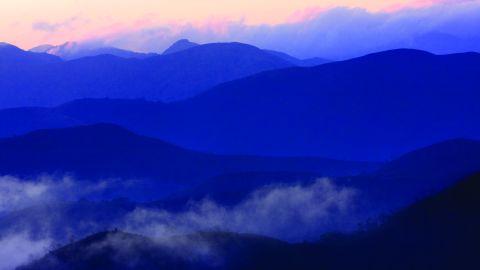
[
  {"xmin": 0, "ymin": 124, "xmax": 375, "ymax": 184},
  {"xmin": 30, "ymin": 42, "xmax": 157, "ymax": 60},
  {"xmin": 162, "ymin": 39, "xmax": 199, "ymax": 54},
  {"xmin": 19, "ymin": 173, "xmax": 480, "ymax": 270},
  {"xmin": 0, "ymin": 42, "xmax": 293, "ymax": 108}
]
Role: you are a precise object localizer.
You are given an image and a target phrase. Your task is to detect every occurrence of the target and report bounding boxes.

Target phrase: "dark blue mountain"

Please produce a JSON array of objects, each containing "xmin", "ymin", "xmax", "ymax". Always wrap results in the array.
[
  {"xmin": 0, "ymin": 123, "xmax": 375, "ymax": 185},
  {"xmin": 0, "ymin": 42, "xmax": 293, "ymax": 108},
  {"xmin": 312, "ymin": 172, "xmax": 480, "ymax": 270}
]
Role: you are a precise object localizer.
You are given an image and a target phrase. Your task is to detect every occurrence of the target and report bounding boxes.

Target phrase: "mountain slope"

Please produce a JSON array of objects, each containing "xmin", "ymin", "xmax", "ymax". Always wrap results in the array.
[
  {"xmin": 0, "ymin": 42, "xmax": 293, "ymax": 108},
  {"xmin": 312, "ymin": 172, "xmax": 480, "ymax": 270}
]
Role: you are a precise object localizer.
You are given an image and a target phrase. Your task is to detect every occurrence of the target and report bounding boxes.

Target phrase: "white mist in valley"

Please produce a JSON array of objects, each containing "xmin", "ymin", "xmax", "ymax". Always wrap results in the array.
[
  {"xmin": 0, "ymin": 176, "xmax": 359, "ymax": 269},
  {"xmin": 123, "ymin": 178, "xmax": 358, "ymax": 242}
]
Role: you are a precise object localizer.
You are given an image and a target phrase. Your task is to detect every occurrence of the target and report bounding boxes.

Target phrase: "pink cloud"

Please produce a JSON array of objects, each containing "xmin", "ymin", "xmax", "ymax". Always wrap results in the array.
[{"xmin": 287, "ymin": 7, "xmax": 331, "ymax": 23}]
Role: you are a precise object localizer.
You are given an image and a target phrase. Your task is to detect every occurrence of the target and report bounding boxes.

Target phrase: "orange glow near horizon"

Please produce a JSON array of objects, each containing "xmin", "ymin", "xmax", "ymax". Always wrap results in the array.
[{"xmin": 0, "ymin": 0, "xmax": 471, "ymax": 49}]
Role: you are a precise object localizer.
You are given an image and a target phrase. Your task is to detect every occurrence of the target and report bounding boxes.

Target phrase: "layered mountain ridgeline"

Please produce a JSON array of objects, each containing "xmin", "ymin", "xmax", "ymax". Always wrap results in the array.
[
  {"xmin": 1, "ymin": 49, "xmax": 479, "ymax": 160},
  {"xmin": 20, "ymin": 173, "xmax": 480, "ymax": 270},
  {"xmin": 2, "ymin": 138, "xmax": 478, "ymax": 246},
  {"xmin": 0, "ymin": 41, "xmax": 297, "ymax": 108},
  {"xmin": 0, "ymin": 124, "xmax": 376, "ymax": 183}
]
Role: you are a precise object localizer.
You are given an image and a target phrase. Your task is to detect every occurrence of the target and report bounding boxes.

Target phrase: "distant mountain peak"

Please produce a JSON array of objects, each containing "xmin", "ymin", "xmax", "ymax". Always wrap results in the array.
[{"xmin": 163, "ymin": 39, "xmax": 199, "ymax": 55}]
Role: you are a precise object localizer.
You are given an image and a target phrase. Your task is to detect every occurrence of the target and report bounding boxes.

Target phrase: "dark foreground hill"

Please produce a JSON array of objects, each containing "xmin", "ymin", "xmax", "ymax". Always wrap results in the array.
[
  {"xmin": 1, "ymin": 49, "xmax": 479, "ymax": 160},
  {"xmin": 19, "ymin": 173, "xmax": 480, "ymax": 270},
  {"xmin": 0, "ymin": 124, "xmax": 375, "ymax": 184},
  {"xmin": 313, "ymin": 172, "xmax": 480, "ymax": 270}
]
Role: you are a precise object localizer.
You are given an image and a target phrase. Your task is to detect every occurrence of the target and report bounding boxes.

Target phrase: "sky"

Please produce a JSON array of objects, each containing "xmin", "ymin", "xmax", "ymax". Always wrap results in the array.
[{"xmin": 1, "ymin": 0, "xmax": 479, "ymax": 59}]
